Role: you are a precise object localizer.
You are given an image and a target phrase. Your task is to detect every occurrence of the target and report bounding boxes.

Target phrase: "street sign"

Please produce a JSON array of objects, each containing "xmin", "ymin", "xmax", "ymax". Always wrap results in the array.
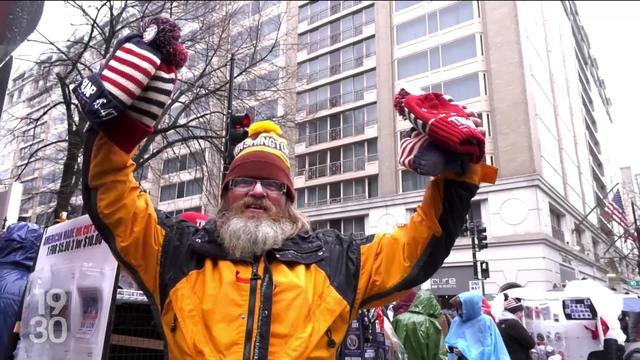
[
  {"xmin": 627, "ymin": 279, "xmax": 640, "ymax": 289},
  {"xmin": 469, "ymin": 280, "xmax": 482, "ymax": 292}
]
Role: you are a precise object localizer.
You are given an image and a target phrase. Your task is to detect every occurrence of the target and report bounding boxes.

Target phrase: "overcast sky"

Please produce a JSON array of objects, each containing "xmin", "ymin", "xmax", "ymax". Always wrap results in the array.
[
  {"xmin": 577, "ymin": 2, "xmax": 640, "ymax": 177},
  {"xmin": 13, "ymin": 1, "xmax": 640, "ymax": 176}
]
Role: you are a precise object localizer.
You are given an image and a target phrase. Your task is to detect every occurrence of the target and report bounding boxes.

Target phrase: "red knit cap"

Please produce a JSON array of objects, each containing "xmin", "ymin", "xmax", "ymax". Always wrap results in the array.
[{"xmin": 222, "ymin": 121, "xmax": 295, "ymax": 202}]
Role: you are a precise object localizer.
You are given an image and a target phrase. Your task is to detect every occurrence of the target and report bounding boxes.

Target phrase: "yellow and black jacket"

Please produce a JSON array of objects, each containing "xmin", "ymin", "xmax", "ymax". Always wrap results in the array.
[{"xmin": 81, "ymin": 128, "xmax": 497, "ymax": 359}]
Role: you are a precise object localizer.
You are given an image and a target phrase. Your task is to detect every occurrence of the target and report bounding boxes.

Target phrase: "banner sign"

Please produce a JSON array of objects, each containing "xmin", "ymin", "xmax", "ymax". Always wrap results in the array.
[
  {"xmin": 425, "ymin": 266, "xmax": 475, "ymax": 295},
  {"xmin": 14, "ymin": 215, "xmax": 118, "ymax": 359}
]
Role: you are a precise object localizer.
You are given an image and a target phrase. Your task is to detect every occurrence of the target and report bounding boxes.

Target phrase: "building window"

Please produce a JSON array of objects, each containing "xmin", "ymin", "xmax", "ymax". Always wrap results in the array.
[
  {"xmin": 366, "ymin": 139, "xmax": 377, "ymax": 161},
  {"xmin": 251, "ymin": 1, "xmax": 280, "ymax": 16},
  {"xmin": 164, "ymin": 206, "xmax": 203, "ymax": 218},
  {"xmin": 23, "ymin": 178, "xmax": 39, "ymax": 194},
  {"xmin": 162, "ymin": 152, "xmax": 205, "ymax": 175},
  {"xmin": 298, "ymin": 140, "xmax": 376, "ymax": 180},
  {"xmin": 401, "ymin": 170, "xmax": 429, "ymax": 193},
  {"xmin": 311, "ymin": 216, "xmax": 366, "ymax": 235},
  {"xmin": 574, "ymin": 226, "xmax": 584, "ymax": 252},
  {"xmin": 550, "ymin": 208, "xmax": 565, "ymax": 242},
  {"xmin": 396, "ymin": 17, "xmax": 427, "ymax": 45},
  {"xmin": 365, "ymin": 37, "xmax": 376, "ymax": 58},
  {"xmin": 297, "ymin": 176, "xmax": 376, "ymax": 208},
  {"xmin": 38, "ymin": 192, "xmax": 56, "ymax": 206},
  {"xmin": 427, "ymin": 1, "xmax": 474, "ymax": 35},
  {"xmin": 251, "ymin": 99, "xmax": 279, "ymax": 121},
  {"xmin": 42, "ymin": 170, "xmax": 61, "ymax": 186},
  {"xmin": 298, "ymin": 37, "xmax": 373, "ymax": 86},
  {"xmin": 20, "ymin": 197, "xmax": 34, "ymax": 214},
  {"xmin": 394, "ymin": 1, "xmax": 421, "ymax": 12},
  {"xmin": 309, "ymin": 1, "xmax": 329, "ymax": 24},
  {"xmin": 478, "ymin": 112, "xmax": 492, "ymax": 137},
  {"xmin": 441, "ymin": 35, "xmax": 477, "ymax": 67},
  {"xmin": 299, "ymin": 6, "xmax": 373, "ymax": 55},
  {"xmin": 397, "ymin": 51, "xmax": 429, "ymax": 80},
  {"xmin": 367, "ymin": 176, "xmax": 378, "ymax": 198},
  {"xmin": 485, "ymin": 154, "xmax": 495, "ymax": 167},
  {"xmin": 442, "ymin": 72, "xmax": 481, "ymax": 101},
  {"xmin": 35, "ymin": 211, "xmax": 53, "ymax": 226},
  {"xmin": 298, "ymin": 101, "xmax": 376, "ymax": 144},
  {"xmin": 160, "ymin": 178, "xmax": 204, "ymax": 203},
  {"xmin": 397, "ymin": 35, "xmax": 477, "ymax": 80},
  {"xmin": 365, "ymin": 103, "xmax": 377, "ymax": 126}
]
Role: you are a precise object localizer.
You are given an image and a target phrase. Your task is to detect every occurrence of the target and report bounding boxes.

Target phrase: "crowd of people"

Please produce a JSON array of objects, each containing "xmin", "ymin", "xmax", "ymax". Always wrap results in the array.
[
  {"xmin": 350, "ymin": 287, "xmax": 640, "ymax": 360},
  {"xmin": 341, "ymin": 288, "xmax": 553, "ymax": 360}
]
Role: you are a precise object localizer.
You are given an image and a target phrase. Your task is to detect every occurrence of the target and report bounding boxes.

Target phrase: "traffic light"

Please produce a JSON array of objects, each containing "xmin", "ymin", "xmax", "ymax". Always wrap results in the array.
[
  {"xmin": 480, "ymin": 261, "xmax": 490, "ymax": 279},
  {"xmin": 225, "ymin": 113, "xmax": 251, "ymax": 166},
  {"xmin": 476, "ymin": 226, "xmax": 488, "ymax": 251},
  {"xmin": 228, "ymin": 113, "xmax": 251, "ymax": 146}
]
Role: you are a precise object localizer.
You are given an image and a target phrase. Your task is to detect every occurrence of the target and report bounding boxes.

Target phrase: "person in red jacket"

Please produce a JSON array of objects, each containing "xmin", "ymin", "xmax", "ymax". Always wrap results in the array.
[
  {"xmin": 392, "ymin": 287, "xmax": 418, "ymax": 317},
  {"xmin": 482, "ymin": 296, "xmax": 496, "ymax": 322}
]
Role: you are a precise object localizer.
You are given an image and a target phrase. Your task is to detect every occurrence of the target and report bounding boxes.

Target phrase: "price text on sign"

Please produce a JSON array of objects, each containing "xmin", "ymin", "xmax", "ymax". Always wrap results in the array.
[{"xmin": 29, "ymin": 289, "xmax": 68, "ymax": 344}]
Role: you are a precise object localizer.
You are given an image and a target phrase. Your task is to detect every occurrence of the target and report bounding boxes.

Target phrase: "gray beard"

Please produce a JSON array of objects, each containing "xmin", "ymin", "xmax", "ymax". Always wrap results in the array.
[{"xmin": 218, "ymin": 215, "xmax": 295, "ymax": 260}]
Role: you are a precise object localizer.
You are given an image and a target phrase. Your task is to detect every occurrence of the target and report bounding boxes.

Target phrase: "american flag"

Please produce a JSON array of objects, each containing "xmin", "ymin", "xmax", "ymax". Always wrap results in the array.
[
  {"xmin": 604, "ymin": 190, "xmax": 629, "ymax": 228},
  {"xmin": 603, "ymin": 189, "xmax": 638, "ymax": 243}
]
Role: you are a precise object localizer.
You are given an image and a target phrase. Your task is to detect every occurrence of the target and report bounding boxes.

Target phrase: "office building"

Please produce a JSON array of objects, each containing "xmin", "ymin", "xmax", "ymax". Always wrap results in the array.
[
  {"xmin": 2, "ymin": 1, "xmax": 634, "ymax": 294},
  {"xmin": 292, "ymin": 0, "xmax": 634, "ymax": 294}
]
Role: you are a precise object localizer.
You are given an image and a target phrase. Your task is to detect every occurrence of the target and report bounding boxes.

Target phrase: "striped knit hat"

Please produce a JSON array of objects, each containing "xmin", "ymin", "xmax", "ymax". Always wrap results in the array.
[
  {"xmin": 222, "ymin": 121, "xmax": 295, "ymax": 202},
  {"xmin": 73, "ymin": 16, "xmax": 188, "ymax": 153},
  {"xmin": 503, "ymin": 293, "xmax": 524, "ymax": 314},
  {"xmin": 394, "ymin": 90, "xmax": 485, "ymax": 163}
]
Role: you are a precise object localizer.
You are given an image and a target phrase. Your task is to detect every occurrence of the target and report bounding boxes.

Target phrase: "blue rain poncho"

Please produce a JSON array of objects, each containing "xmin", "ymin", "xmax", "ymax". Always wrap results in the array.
[
  {"xmin": 0, "ymin": 222, "xmax": 43, "ymax": 352},
  {"xmin": 444, "ymin": 291, "xmax": 510, "ymax": 360}
]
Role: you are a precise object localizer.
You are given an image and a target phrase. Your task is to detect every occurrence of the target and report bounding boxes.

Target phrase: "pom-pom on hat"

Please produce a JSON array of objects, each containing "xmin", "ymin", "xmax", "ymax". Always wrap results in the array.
[
  {"xmin": 503, "ymin": 293, "xmax": 524, "ymax": 314},
  {"xmin": 222, "ymin": 120, "xmax": 295, "ymax": 202}
]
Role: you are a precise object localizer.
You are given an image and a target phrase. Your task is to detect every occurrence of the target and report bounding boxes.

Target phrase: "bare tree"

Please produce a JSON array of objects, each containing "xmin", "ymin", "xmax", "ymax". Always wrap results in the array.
[{"xmin": 0, "ymin": 0, "xmax": 296, "ymax": 225}]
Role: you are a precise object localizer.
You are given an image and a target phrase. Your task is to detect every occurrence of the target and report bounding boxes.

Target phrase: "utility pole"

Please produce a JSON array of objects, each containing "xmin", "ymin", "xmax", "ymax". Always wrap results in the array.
[
  {"xmin": 222, "ymin": 55, "xmax": 235, "ymax": 181},
  {"xmin": 468, "ymin": 206, "xmax": 489, "ymax": 295},
  {"xmin": 470, "ymin": 219, "xmax": 479, "ymax": 281}
]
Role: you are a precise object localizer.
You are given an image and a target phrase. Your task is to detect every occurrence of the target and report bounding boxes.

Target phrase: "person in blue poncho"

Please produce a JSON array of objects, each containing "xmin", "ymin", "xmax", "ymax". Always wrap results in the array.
[
  {"xmin": 0, "ymin": 222, "xmax": 43, "ymax": 357},
  {"xmin": 444, "ymin": 291, "xmax": 510, "ymax": 360}
]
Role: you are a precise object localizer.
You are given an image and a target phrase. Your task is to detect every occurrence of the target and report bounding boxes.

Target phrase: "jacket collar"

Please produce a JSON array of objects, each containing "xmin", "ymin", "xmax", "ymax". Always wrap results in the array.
[{"xmin": 189, "ymin": 223, "xmax": 327, "ymax": 264}]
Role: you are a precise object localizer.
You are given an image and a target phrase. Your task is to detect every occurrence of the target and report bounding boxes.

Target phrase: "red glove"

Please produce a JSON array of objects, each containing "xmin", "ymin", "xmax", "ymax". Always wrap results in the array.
[{"xmin": 394, "ymin": 90, "xmax": 485, "ymax": 163}]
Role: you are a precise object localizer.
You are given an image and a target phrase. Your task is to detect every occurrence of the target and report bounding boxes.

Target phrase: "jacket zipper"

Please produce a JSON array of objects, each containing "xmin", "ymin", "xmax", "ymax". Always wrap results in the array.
[{"xmin": 242, "ymin": 260, "xmax": 261, "ymax": 360}]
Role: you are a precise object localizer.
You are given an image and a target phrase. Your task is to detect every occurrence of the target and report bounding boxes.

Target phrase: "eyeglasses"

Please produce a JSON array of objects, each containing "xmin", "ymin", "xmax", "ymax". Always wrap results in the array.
[{"xmin": 229, "ymin": 177, "xmax": 287, "ymax": 195}]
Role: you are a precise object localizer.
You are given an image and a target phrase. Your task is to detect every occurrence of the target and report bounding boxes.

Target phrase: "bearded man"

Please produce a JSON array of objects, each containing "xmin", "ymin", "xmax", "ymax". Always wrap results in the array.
[
  {"xmin": 77, "ymin": 14, "xmax": 500, "ymax": 358},
  {"xmin": 82, "ymin": 114, "xmax": 496, "ymax": 359}
]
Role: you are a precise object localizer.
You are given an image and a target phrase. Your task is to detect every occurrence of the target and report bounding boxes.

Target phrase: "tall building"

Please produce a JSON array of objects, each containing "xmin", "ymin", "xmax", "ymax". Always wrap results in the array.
[
  {"xmin": 291, "ymin": 0, "xmax": 634, "ymax": 295},
  {"xmin": 0, "ymin": 1, "xmax": 291, "ymax": 223},
  {"xmin": 1, "ymin": 1, "xmax": 634, "ymax": 295}
]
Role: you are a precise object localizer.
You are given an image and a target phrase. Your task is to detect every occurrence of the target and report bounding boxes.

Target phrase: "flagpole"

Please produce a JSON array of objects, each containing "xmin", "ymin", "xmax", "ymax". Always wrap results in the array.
[
  {"xmin": 601, "ymin": 232, "xmax": 627, "ymax": 256},
  {"xmin": 573, "ymin": 182, "xmax": 619, "ymax": 232}
]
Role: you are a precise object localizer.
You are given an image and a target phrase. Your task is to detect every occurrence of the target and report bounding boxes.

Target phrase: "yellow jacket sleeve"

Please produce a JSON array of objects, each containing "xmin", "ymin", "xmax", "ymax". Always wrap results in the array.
[
  {"xmin": 355, "ymin": 164, "xmax": 497, "ymax": 310},
  {"xmin": 82, "ymin": 129, "xmax": 165, "ymax": 307}
]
